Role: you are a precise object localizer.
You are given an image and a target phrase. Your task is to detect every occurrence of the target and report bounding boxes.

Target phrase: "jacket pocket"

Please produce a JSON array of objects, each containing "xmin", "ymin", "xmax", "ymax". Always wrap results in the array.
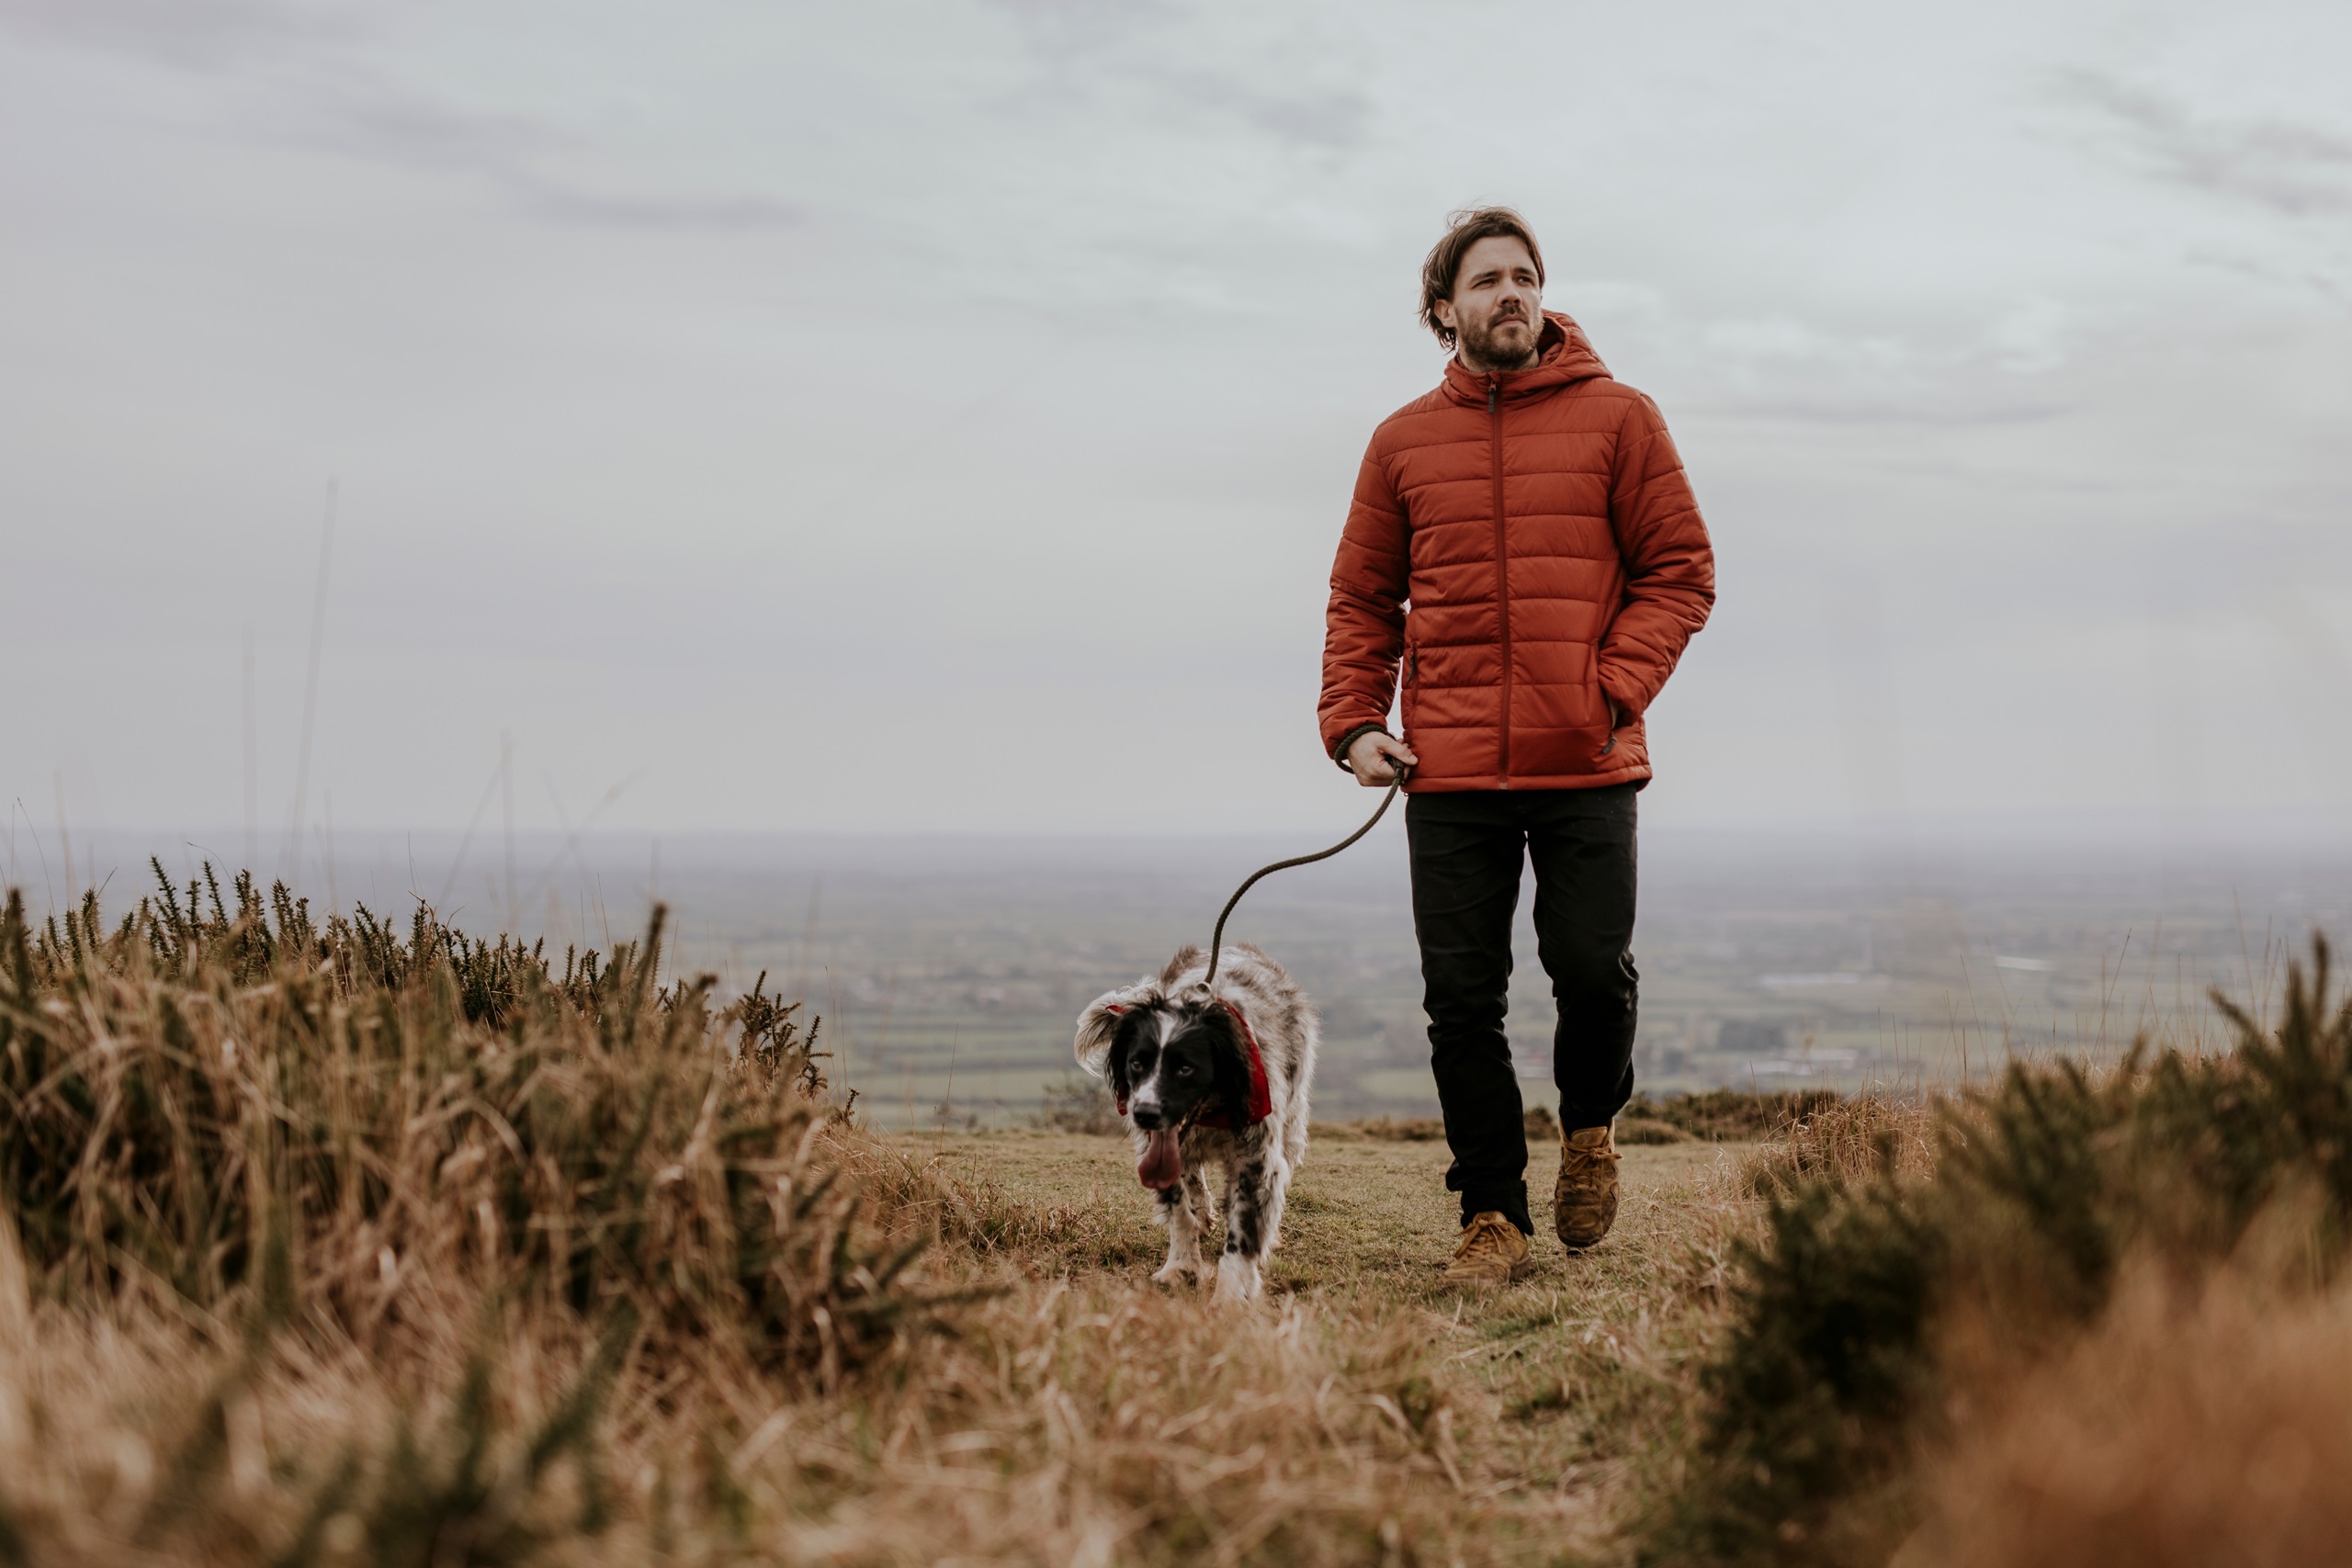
[
  {"xmin": 1401, "ymin": 640, "xmax": 1420, "ymax": 731},
  {"xmin": 1594, "ymin": 650, "xmax": 1617, "ymax": 758}
]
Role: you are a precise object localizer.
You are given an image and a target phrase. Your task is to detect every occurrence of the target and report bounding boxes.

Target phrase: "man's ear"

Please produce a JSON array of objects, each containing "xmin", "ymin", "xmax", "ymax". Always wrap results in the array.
[{"xmin": 1074, "ymin": 985, "xmax": 1150, "ymax": 1075}]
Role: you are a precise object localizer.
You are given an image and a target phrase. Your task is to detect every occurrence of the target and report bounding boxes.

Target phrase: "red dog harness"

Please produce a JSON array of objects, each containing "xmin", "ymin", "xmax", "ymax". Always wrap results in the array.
[{"xmin": 1104, "ymin": 998, "xmax": 1273, "ymax": 1129}]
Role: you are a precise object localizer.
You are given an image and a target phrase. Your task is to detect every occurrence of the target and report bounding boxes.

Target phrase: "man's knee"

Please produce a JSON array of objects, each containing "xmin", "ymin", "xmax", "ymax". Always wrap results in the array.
[
  {"xmin": 1424, "ymin": 1006, "xmax": 1510, "ymax": 1055},
  {"xmin": 1421, "ymin": 958, "xmax": 1510, "ymax": 1027},
  {"xmin": 1547, "ymin": 946, "xmax": 1637, "ymax": 1010}
]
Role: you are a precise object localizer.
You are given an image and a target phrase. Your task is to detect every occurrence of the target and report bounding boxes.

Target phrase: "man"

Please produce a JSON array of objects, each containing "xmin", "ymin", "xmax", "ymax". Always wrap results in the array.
[{"xmin": 1318, "ymin": 208, "xmax": 1713, "ymax": 1284}]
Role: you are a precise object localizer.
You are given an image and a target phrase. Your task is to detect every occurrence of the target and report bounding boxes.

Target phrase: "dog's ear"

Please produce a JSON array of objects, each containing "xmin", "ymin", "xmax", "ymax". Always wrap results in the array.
[
  {"xmin": 1074, "ymin": 984, "xmax": 1150, "ymax": 1076},
  {"xmin": 1204, "ymin": 1005, "xmax": 1252, "ymax": 1118},
  {"xmin": 1102, "ymin": 1012, "xmax": 1146, "ymax": 1111}
]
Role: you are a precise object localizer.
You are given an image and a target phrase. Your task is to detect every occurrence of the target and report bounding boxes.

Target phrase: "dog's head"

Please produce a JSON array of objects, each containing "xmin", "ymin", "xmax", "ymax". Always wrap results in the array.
[{"xmin": 1075, "ymin": 981, "xmax": 1255, "ymax": 1186}]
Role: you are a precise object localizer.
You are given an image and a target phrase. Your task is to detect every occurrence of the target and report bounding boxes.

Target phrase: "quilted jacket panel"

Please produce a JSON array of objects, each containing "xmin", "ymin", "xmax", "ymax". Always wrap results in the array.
[{"xmin": 1318, "ymin": 312, "xmax": 1714, "ymax": 792}]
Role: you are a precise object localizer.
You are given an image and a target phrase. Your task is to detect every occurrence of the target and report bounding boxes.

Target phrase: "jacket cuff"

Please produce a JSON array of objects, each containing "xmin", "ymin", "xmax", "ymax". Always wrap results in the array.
[{"xmin": 1330, "ymin": 722, "xmax": 1393, "ymax": 773}]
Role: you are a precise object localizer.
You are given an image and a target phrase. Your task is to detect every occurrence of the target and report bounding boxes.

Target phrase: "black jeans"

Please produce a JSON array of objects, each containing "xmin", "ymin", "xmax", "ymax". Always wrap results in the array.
[{"xmin": 1407, "ymin": 785, "xmax": 1639, "ymax": 1235}]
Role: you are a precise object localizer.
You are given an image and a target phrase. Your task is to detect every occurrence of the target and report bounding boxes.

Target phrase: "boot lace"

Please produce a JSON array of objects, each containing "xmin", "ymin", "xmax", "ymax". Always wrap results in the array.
[
  {"xmin": 1560, "ymin": 1132, "xmax": 1621, "ymax": 1183},
  {"xmin": 1453, "ymin": 1213, "xmax": 1520, "ymax": 1264}
]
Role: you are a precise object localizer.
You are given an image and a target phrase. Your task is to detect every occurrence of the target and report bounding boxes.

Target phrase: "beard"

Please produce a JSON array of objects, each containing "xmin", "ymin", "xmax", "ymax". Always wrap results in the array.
[{"xmin": 1458, "ymin": 310, "xmax": 1540, "ymax": 368}]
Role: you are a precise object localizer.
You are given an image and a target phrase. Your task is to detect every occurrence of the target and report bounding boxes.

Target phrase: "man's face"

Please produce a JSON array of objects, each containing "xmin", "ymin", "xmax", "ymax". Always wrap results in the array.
[{"xmin": 1436, "ymin": 234, "xmax": 1543, "ymax": 370}]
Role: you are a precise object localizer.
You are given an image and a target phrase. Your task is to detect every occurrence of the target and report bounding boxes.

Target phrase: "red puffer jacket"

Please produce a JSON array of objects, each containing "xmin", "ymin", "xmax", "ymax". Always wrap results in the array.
[{"xmin": 1318, "ymin": 312, "xmax": 1713, "ymax": 792}]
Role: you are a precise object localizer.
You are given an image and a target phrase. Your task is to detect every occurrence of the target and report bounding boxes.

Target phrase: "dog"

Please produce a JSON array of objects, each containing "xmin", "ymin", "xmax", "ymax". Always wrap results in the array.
[{"xmin": 1072, "ymin": 942, "xmax": 1317, "ymax": 1303}]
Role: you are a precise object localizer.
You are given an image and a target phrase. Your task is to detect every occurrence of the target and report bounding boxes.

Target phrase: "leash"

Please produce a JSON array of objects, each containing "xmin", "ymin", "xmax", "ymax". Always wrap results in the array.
[{"xmin": 1204, "ymin": 761, "xmax": 1410, "ymax": 984}]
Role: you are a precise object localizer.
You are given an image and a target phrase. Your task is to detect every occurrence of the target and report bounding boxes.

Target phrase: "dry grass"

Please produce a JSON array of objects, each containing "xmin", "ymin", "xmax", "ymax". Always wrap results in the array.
[
  {"xmin": 0, "ymin": 1126, "xmax": 1763, "ymax": 1567},
  {"xmin": 0, "ymin": 874, "xmax": 939, "ymax": 1386},
  {"xmin": 1740, "ymin": 1090, "xmax": 1941, "ymax": 1195},
  {"xmin": 1906, "ymin": 1258, "xmax": 2352, "ymax": 1568},
  {"xmin": 0, "ymin": 869, "xmax": 1790, "ymax": 1565},
  {"xmin": 858, "ymin": 1127, "xmax": 1763, "ymax": 1562},
  {"xmin": 45, "ymin": 862, "xmax": 2352, "ymax": 1566}
]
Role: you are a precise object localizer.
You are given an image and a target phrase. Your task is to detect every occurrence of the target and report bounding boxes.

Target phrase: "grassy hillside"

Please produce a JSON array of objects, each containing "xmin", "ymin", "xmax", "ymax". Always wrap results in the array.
[{"xmin": 3, "ymin": 868, "xmax": 2349, "ymax": 1564}]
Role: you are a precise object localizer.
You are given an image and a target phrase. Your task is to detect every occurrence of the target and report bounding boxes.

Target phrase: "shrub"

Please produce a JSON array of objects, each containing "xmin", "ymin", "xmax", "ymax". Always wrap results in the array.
[
  {"xmin": 1908, "ymin": 1262, "xmax": 2352, "ymax": 1568},
  {"xmin": 1034, "ymin": 1069, "xmax": 1123, "ymax": 1134},
  {"xmin": 1617, "ymin": 1115, "xmax": 1692, "ymax": 1145},
  {"xmin": 1648, "ymin": 937, "xmax": 2352, "ymax": 1565},
  {"xmin": 1623, "ymin": 1088, "xmax": 1844, "ymax": 1143},
  {"xmin": 0, "ymin": 867, "xmax": 950, "ymax": 1386}
]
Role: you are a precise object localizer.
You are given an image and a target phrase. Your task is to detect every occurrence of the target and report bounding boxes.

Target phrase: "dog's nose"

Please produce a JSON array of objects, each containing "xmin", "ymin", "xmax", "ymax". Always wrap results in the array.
[{"xmin": 1131, "ymin": 1104, "xmax": 1164, "ymax": 1131}]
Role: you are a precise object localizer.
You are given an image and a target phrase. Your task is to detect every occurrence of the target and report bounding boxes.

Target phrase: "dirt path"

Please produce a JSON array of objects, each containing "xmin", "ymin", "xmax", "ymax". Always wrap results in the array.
[{"xmin": 899, "ymin": 1125, "xmax": 1744, "ymax": 1297}]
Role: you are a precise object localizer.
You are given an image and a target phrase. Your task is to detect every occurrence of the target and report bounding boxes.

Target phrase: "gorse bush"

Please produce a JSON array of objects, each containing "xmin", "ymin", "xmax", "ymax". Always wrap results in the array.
[
  {"xmin": 1653, "ymin": 936, "xmax": 2352, "ymax": 1565},
  {"xmin": 0, "ymin": 864, "xmax": 943, "ymax": 1385}
]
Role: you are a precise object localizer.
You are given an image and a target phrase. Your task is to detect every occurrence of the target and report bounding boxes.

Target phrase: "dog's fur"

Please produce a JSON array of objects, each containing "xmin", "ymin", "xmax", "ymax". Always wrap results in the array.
[{"xmin": 1073, "ymin": 943, "xmax": 1317, "ymax": 1303}]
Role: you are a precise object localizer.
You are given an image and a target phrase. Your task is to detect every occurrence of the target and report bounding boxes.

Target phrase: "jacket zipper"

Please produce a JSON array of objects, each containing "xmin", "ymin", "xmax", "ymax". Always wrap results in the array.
[{"xmin": 1488, "ymin": 378, "xmax": 1512, "ymax": 786}]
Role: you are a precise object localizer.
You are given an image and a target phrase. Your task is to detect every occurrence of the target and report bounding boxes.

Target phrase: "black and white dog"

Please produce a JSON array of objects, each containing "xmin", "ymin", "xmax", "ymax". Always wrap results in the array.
[{"xmin": 1073, "ymin": 942, "xmax": 1317, "ymax": 1303}]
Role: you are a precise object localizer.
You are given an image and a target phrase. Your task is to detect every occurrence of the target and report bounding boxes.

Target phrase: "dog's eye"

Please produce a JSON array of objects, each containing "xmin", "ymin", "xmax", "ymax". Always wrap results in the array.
[{"xmin": 1176, "ymin": 1063, "xmax": 1193, "ymax": 1077}]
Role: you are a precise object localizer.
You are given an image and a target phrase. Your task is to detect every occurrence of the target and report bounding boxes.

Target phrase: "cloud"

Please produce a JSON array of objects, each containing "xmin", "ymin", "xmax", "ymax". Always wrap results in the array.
[
  {"xmin": 0, "ymin": 0, "xmax": 345, "ymax": 68},
  {"xmin": 985, "ymin": 0, "xmax": 1375, "ymax": 153},
  {"xmin": 2, "ymin": 2, "xmax": 804, "ymax": 233},
  {"xmin": 502, "ymin": 184, "xmax": 806, "ymax": 232},
  {"xmin": 303, "ymin": 83, "xmax": 808, "ymax": 231},
  {"xmin": 1133, "ymin": 60, "xmax": 1372, "ymax": 152},
  {"xmin": 2057, "ymin": 69, "xmax": 2352, "ymax": 219}
]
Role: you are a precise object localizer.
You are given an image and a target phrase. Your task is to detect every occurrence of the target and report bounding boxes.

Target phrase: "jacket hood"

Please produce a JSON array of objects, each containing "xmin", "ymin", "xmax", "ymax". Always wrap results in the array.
[{"xmin": 1440, "ymin": 310, "xmax": 1609, "ymax": 407}]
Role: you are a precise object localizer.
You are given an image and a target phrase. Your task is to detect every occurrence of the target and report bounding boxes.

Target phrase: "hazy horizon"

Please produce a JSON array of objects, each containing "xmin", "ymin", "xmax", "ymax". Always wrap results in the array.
[{"xmin": 16, "ymin": 817, "xmax": 2332, "ymax": 1126}]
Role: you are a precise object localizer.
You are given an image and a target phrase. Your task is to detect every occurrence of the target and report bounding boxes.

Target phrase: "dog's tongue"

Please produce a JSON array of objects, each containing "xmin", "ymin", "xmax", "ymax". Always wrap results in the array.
[{"xmin": 1137, "ymin": 1127, "xmax": 1184, "ymax": 1190}]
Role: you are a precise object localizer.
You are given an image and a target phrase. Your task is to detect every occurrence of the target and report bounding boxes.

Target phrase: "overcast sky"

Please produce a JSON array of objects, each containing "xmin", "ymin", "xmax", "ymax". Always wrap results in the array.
[{"xmin": 6, "ymin": 0, "xmax": 2351, "ymax": 858}]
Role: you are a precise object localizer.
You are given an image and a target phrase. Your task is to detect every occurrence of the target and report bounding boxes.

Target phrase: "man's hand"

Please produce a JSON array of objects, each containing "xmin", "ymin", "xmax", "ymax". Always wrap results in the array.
[{"xmin": 1346, "ymin": 731, "xmax": 1419, "ymax": 785}]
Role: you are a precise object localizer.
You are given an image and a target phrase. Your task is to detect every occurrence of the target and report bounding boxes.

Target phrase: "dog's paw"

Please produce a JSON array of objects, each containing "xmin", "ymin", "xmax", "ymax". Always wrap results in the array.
[
  {"xmin": 1214, "ymin": 1255, "xmax": 1262, "ymax": 1305},
  {"xmin": 1151, "ymin": 1262, "xmax": 1204, "ymax": 1291}
]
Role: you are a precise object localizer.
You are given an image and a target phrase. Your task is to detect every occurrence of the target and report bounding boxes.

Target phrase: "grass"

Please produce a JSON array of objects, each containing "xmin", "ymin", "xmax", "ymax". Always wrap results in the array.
[
  {"xmin": 7, "ymin": 864, "xmax": 2348, "ymax": 1565},
  {"xmin": 855, "ymin": 1125, "xmax": 1756, "ymax": 1563}
]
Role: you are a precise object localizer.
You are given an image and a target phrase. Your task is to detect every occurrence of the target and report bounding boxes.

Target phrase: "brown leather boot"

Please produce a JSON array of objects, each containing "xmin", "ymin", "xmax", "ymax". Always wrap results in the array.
[
  {"xmin": 1442, "ymin": 1211, "xmax": 1533, "ymax": 1285},
  {"xmin": 1554, "ymin": 1123, "xmax": 1621, "ymax": 1249}
]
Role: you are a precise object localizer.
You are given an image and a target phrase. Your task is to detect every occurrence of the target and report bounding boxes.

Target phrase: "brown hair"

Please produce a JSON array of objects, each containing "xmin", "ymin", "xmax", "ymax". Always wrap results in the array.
[{"xmin": 1419, "ymin": 207, "xmax": 1544, "ymax": 349}]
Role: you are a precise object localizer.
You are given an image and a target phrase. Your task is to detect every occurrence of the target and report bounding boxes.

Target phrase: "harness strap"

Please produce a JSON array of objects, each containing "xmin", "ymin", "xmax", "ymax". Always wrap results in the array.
[{"xmin": 1198, "ymin": 998, "xmax": 1273, "ymax": 1130}]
